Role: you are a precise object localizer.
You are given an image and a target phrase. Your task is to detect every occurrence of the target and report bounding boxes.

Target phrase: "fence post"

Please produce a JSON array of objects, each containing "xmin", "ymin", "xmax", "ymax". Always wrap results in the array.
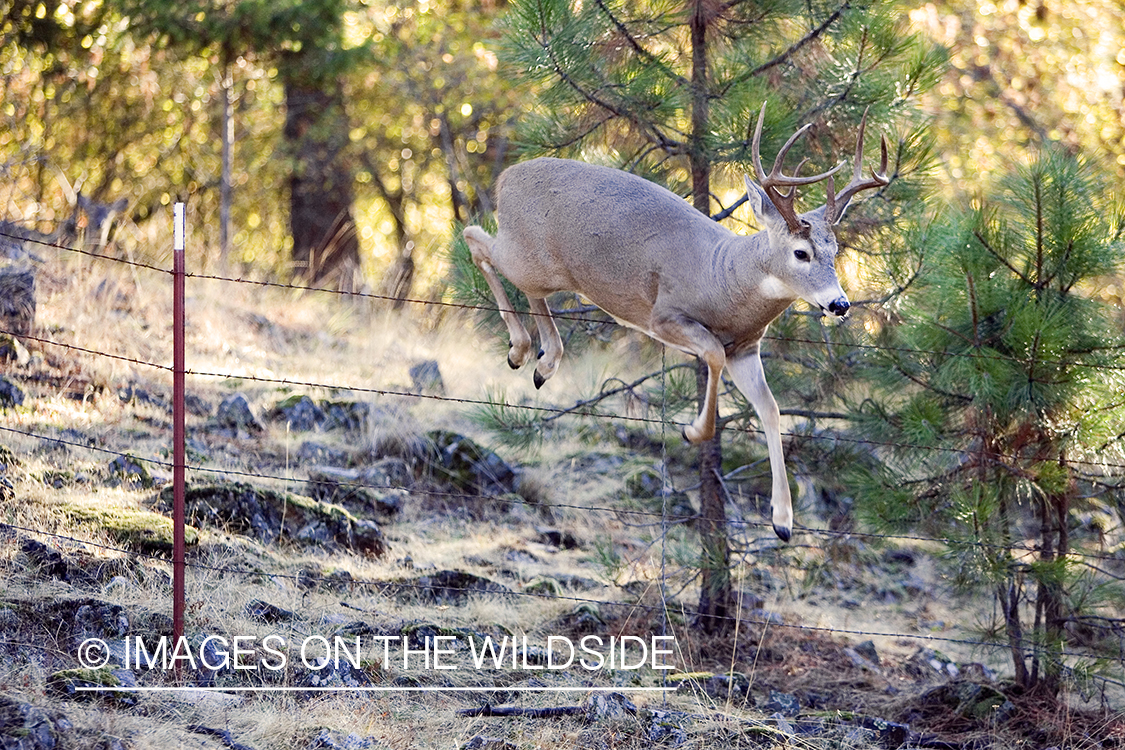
[{"xmin": 172, "ymin": 203, "xmax": 186, "ymax": 666}]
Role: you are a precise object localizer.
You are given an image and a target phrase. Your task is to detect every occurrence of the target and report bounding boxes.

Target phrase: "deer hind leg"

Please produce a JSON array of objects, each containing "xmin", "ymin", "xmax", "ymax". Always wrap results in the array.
[
  {"xmin": 527, "ymin": 296, "xmax": 563, "ymax": 389},
  {"xmin": 725, "ymin": 347, "xmax": 793, "ymax": 542},
  {"xmin": 463, "ymin": 226, "xmax": 535, "ymax": 369},
  {"xmin": 650, "ymin": 313, "xmax": 726, "ymax": 444}
]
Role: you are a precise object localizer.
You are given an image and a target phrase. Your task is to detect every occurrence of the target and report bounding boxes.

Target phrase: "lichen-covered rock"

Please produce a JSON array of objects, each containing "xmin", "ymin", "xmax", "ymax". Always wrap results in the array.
[
  {"xmin": 305, "ymin": 465, "xmax": 408, "ymax": 519},
  {"xmin": 0, "ymin": 694, "xmax": 72, "ymax": 749},
  {"xmin": 423, "ymin": 430, "xmax": 516, "ymax": 495},
  {"xmin": 64, "ymin": 500, "xmax": 198, "ymax": 554},
  {"xmin": 267, "ymin": 394, "xmax": 327, "ymax": 432},
  {"xmin": 215, "ymin": 394, "xmax": 264, "ymax": 435},
  {"xmin": 106, "ymin": 454, "xmax": 155, "ymax": 489},
  {"xmin": 399, "ymin": 569, "xmax": 512, "ymax": 605},
  {"xmin": 47, "ymin": 667, "xmax": 137, "ymax": 706},
  {"xmin": 155, "ymin": 481, "xmax": 386, "ymax": 557}
]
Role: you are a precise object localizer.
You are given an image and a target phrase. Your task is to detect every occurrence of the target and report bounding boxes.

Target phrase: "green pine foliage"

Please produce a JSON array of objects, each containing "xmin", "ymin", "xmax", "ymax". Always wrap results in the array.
[{"xmin": 851, "ymin": 149, "xmax": 1125, "ymax": 692}]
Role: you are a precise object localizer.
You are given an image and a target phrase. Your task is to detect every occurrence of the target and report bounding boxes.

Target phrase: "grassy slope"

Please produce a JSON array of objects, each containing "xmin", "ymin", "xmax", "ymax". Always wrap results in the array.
[{"xmin": 0, "ymin": 253, "xmax": 1119, "ymax": 749}]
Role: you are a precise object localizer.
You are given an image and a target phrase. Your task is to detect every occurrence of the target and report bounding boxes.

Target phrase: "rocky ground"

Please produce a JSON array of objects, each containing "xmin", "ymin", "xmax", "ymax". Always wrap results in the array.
[{"xmin": 0, "ymin": 271, "xmax": 1121, "ymax": 749}]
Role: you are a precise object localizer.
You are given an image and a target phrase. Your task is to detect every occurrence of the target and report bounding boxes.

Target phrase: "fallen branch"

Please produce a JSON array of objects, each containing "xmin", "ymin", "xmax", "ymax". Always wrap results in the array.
[{"xmin": 457, "ymin": 704, "xmax": 587, "ymax": 719}]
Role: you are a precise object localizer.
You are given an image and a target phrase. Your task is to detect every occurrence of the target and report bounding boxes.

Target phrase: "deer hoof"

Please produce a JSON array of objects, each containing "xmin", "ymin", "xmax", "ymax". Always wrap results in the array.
[
  {"xmin": 773, "ymin": 523, "xmax": 792, "ymax": 543},
  {"xmin": 533, "ymin": 371, "xmax": 546, "ymax": 389}
]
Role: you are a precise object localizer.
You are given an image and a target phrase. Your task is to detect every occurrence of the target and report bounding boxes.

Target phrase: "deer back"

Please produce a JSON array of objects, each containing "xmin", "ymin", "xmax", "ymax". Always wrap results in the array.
[
  {"xmin": 492, "ymin": 157, "xmax": 843, "ymax": 350},
  {"xmin": 495, "ymin": 158, "xmax": 748, "ymax": 314}
]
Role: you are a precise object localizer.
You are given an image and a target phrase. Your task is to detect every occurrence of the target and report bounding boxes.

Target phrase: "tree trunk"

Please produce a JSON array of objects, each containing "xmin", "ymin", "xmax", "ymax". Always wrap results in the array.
[
  {"xmin": 997, "ymin": 492, "xmax": 1030, "ymax": 687},
  {"xmin": 689, "ymin": 0, "xmax": 731, "ymax": 634},
  {"xmin": 696, "ymin": 393, "xmax": 730, "ymax": 633},
  {"xmin": 282, "ymin": 69, "xmax": 360, "ymax": 291},
  {"xmin": 219, "ymin": 57, "xmax": 233, "ymax": 272},
  {"xmin": 1035, "ymin": 453, "xmax": 1072, "ymax": 695}
]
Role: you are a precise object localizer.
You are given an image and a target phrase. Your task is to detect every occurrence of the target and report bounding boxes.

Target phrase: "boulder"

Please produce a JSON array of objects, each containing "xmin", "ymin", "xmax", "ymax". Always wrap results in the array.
[
  {"xmin": 106, "ymin": 454, "xmax": 155, "ymax": 489},
  {"xmin": 762, "ymin": 689, "xmax": 800, "ymax": 717},
  {"xmin": 305, "ymin": 465, "xmax": 408, "ymax": 518},
  {"xmin": 47, "ymin": 667, "xmax": 137, "ymax": 706},
  {"xmin": 216, "ymin": 394, "xmax": 264, "ymax": 435},
  {"xmin": 586, "ymin": 691, "xmax": 636, "ymax": 721},
  {"xmin": 296, "ymin": 441, "xmax": 351, "ymax": 466},
  {"xmin": 155, "ymin": 481, "xmax": 387, "ymax": 556},
  {"xmin": 0, "ymin": 694, "xmax": 71, "ymax": 750},
  {"xmin": 423, "ymin": 430, "xmax": 516, "ymax": 495},
  {"xmin": 267, "ymin": 395, "xmax": 327, "ymax": 432},
  {"xmin": 63, "ymin": 499, "xmax": 198, "ymax": 555},
  {"xmin": 320, "ymin": 400, "xmax": 372, "ymax": 432},
  {"xmin": 401, "ymin": 569, "xmax": 512, "ymax": 605},
  {"xmin": 0, "ymin": 376, "xmax": 25, "ymax": 409},
  {"xmin": 408, "ymin": 360, "xmax": 445, "ymax": 395},
  {"xmin": 0, "ymin": 266, "xmax": 35, "ymax": 338}
]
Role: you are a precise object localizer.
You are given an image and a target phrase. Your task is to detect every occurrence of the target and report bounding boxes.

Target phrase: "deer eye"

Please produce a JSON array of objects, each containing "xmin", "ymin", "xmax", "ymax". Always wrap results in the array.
[{"xmin": 794, "ymin": 249, "xmax": 810, "ymax": 262}]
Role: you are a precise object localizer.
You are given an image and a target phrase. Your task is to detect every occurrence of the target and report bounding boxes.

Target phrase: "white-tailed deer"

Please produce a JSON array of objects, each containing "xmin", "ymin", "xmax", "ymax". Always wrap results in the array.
[{"xmin": 463, "ymin": 103, "xmax": 888, "ymax": 541}]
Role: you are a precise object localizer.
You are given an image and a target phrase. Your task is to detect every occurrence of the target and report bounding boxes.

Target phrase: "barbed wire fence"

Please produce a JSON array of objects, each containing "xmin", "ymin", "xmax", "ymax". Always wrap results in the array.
[{"xmin": 2, "ymin": 223, "xmax": 1125, "ymax": 695}]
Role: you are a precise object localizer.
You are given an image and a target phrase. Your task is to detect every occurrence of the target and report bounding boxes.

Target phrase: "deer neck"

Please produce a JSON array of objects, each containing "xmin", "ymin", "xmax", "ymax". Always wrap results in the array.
[{"xmin": 703, "ymin": 231, "xmax": 795, "ymax": 350}]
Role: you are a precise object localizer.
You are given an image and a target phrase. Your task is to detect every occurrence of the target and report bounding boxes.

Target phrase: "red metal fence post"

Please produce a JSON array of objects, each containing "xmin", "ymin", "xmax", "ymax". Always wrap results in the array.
[{"xmin": 172, "ymin": 203, "xmax": 186, "ymax": 668}]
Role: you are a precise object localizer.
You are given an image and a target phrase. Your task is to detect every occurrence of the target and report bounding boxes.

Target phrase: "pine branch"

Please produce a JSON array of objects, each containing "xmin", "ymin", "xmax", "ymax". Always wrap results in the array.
[
  {"xmin": 541, "ymin": 364, "xmax": 694, "ymax": 425},
  {"xmin": 593, "ymin": 0, "xmax": 689, "ymax": 90},
  {"xmin": 719, "ymin": 0, "xmax": 851, "ymax": 95},
  {"xmin": 534, "ymin": 23, "xmax": 686, "ymax": 155}
]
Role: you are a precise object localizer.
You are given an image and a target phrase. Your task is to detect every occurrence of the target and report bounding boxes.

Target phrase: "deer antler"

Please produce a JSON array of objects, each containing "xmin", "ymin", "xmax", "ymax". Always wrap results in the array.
[
  {"xmin": 825, "ymin": 107, "xmax": 890, "ymax": 224},
  {"xmin": 752, "ymin": 102, "xmax": 846, "ymax": 235}
]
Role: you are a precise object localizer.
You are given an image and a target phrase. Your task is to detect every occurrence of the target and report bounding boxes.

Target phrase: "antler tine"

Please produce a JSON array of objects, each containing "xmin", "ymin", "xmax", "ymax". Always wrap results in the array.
[
  {"xmin": 752, "ymin": 102, "xmax": 846, "ymax": 233},
  {"xmin": 825, "ymin": 107, "xmax": 891, "ymax": 224}
]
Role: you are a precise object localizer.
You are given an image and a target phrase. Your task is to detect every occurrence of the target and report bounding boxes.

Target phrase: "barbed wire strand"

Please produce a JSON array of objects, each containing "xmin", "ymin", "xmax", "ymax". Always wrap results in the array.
[
  {"xmin": 3, "ymin": 519, "xmax": 1121, "ymax": 684},
  {"xmin": 1, "ymin": 421, "xmax": 1123, "ymax": 567},
  {"xmin": 7, "ymin": 227, "xmax": 1125, "ymax": 373},
  {"xmin": 4, "ymin": 228, "xmax": 1124, "ymax": 689},
  {"xmin": 5, "ymin": 326, "xmax": 1125, "ymax": 475}
]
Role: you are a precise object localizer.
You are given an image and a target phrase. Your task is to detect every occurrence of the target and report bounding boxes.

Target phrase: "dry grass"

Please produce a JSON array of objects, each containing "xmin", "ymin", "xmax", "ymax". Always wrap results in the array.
[{"xmin": 0, "ymin": 249, "xmax": 1121, "ymax": 749}]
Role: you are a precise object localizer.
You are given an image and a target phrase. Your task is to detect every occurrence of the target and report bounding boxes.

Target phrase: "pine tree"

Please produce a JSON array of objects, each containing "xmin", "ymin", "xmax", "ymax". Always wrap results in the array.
[
  {"xmin": 852, "ymin": 150, "xmax": 1125, "ymax": 693},
  {"xmin": 458, "ymin": 0, "xmax": 941, "ymax": 632}
]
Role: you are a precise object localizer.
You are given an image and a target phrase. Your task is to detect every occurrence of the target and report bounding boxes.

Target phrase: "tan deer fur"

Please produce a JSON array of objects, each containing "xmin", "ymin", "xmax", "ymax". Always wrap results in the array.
[{"xmin": 463, "ymin": 104, "xmax": 887, "ymax": 541}]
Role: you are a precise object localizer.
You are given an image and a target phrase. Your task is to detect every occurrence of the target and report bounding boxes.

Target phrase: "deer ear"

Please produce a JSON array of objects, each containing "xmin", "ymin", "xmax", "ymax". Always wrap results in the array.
[{"xmin": 744, "ymin": 176, "xmax": 786, "ymax": 234}]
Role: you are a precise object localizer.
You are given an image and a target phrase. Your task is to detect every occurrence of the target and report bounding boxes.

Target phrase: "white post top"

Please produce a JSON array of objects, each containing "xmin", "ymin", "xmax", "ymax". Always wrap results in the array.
[{"xmin": 174, "ymin": 203, "xmax": 185, "ymax": 251}]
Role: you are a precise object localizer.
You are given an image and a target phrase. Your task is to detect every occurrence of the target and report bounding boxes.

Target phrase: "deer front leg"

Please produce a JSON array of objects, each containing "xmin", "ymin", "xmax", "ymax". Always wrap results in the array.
[
  {"xmin": 726, "ymin": 346, "xmax": 793, "ymax": 542},
  {"xmin": 464, "ymin": 227, "xmax": 535, "ymax": 369},
  {"xmin": 650, "ymin": 313, "xmax": 726, "ymax": 444},
  {"xmin": 527, "ymin": 297, "xmax": 563, "ymax": 389}
]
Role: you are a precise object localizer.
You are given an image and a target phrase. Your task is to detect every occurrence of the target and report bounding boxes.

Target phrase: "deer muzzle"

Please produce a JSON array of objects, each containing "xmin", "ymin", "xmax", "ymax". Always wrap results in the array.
[{"xmin": 827, "ymin": 297, "xmax": 850, "ymax": 317}]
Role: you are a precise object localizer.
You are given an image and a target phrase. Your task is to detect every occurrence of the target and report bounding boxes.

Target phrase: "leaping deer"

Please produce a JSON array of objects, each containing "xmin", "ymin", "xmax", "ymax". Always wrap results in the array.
[{"xmin": 463, "ymin": 103, "xmax": 888, "ymax": 541}]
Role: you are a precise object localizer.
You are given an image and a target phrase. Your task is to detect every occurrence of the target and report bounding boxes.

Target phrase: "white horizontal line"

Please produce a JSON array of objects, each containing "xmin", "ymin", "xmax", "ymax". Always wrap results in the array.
[{"xmin": 75, "ymin": 685, "xmax": 678, "ymax": 693}]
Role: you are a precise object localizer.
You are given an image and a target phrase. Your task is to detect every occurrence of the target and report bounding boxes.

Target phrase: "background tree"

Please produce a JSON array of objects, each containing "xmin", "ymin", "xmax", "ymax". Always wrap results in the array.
[
  {"xmin": 851, "ymin": 150, "xmax": 1125, "ymax": 693},
  {"xmin": 911, "ymin": 0, "xmax": 1125, "ymax": 192},
  {"xmin": 352, "ymin": 0, "xmax": 517, "ymax": 304},
  {"xmin": 454, "ymin": 0, "xmax": 941, "ymax": 632},
  {"xmin": 127, "ymin": 0, "xmax": 366, "ymax": 288}
]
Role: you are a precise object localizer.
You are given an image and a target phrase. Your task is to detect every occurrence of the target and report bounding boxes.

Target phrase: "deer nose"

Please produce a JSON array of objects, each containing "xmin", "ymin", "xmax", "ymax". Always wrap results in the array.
[{"xmin": 827, "ymin": 297, "xmax": 850, "ymax": 317}]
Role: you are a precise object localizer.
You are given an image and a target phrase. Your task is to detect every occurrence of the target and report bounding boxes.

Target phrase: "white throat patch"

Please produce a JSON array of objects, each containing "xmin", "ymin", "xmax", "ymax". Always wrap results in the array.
[{"xmin": 758, "ymin": 274, "xmax": 793, "ymax": 300}]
